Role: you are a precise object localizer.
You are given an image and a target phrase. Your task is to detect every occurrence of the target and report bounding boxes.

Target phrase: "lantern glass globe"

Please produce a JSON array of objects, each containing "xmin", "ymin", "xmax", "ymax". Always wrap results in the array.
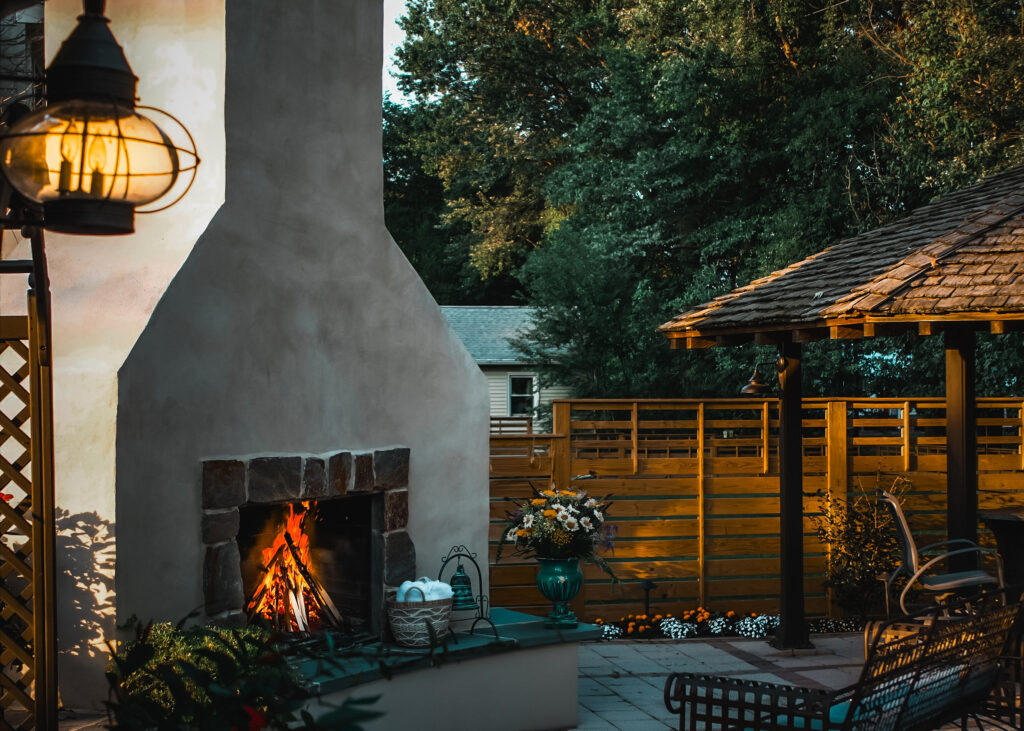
[{"xmin": 0, "ymin": 100, "xmax": 180, "ymax": 208}]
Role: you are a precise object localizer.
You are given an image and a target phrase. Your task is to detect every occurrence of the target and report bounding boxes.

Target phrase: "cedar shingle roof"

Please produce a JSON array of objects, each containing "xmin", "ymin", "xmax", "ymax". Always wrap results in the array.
[{"xmin": 659, "ymin": 164, "xmax": 1024, "ymax": 343}]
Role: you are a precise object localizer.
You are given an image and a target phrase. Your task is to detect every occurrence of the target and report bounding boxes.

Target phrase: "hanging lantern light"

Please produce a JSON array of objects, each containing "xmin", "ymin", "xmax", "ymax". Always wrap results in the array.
[
  {"xmin": 740, "ymin": 357, "xmax": 786, "ymax": 397},
  {"xmin": 740, "ymin": 366, "xmax": 772, "ymax": 397},
  {"xmin": 0, "ymin": 0, "xmax": 198, "ymax": 235}
]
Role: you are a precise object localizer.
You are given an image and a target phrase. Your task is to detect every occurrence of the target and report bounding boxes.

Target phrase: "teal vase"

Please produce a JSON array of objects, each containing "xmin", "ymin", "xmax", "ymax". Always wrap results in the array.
[{"xmin": 535, "ymin": 557, "xmax": 582, "ymax": 628}]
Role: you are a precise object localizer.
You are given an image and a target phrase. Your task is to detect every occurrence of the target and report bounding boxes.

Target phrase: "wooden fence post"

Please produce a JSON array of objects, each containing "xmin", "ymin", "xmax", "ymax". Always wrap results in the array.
[
  {"xmin": 631, "ymin": 402, "xmax": 639, "ymax": 475},
  {"xmin": 551, "ymin": 401, "xmax": 571, "ymax": 490},
  {"xmin": 825, "ymin": 399, "xmax": 848, "ymax": 617},
  {"xmin": 903, "ymin": 400, "xmax": 914, "ymax": 473},
  {"xmin": 697, "ymin": 403, "xmax": 706, "ymax": 607},
  {"xmin": 826, "ymin": 400, "xmax": 848, "ymax": 504}
]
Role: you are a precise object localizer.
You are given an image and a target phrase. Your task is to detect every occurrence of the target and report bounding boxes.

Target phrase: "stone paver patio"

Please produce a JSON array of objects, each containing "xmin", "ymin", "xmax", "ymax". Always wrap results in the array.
[{"xmin": 573, "ymin": 635, "xmax": 863, "ymax": 730}]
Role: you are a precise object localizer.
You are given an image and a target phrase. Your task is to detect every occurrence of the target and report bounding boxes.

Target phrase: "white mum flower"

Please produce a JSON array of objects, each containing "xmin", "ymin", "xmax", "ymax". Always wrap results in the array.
[
  {"xmin": 564, "ymin": 516, "xmax": 579, "ymax": 531},
  {"xmin": 523, "ymin": 514, "xmax": 534, "ymax": 528},
  {"xmin": 580, "ymin": 516, "xmax": 594, "ymax": 531}
]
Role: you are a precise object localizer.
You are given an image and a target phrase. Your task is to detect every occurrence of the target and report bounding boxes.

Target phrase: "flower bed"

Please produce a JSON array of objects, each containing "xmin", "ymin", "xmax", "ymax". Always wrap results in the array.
[{"xmin": 595, "ymin": 609, "xmax": 862, "ymax": 641}]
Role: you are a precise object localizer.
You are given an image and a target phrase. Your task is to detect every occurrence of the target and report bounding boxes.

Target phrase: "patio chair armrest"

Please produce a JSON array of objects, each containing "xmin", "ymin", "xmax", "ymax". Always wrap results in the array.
[
  {"xmin": 664, "ymin": 672, "xmax": 839, "ymax": 730},
  {"xmin": 918, "ymin": 538, "xmax": 980, "ymax": 554},
  {"xmin": 915, "ymin": 545, "xmax": 1001, "ymax": 575}
]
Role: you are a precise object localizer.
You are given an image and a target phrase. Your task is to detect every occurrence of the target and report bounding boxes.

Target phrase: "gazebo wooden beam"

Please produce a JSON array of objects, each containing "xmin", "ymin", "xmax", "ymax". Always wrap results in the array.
[
  {"xmin": 945, "ymin": 324, "xmax": 978, "ymax": 568},
  {"xmin": 829, "ymin": 324, "xmax": 863, "ymax": 340},
  {"xmin": 773, "ymin": 337, "xmax": 811, "ymax": 649}
]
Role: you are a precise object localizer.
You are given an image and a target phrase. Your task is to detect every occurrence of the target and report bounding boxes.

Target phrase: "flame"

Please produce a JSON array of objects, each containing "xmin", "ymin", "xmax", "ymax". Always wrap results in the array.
[{"xmin": 246, "ymin": 501, "xmax": 321, "ymax": 632}]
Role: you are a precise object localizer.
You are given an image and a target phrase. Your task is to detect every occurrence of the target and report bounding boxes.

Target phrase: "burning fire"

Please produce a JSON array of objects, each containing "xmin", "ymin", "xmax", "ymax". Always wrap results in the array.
[{"xmin": 247, "ymin": 501, "xmax": 321, "ymax": 632}]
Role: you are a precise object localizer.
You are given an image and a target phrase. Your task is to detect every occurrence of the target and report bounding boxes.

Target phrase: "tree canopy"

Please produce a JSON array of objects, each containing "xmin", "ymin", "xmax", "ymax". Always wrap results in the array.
[{"xmin": 384, "ymin": 0, "xmax": 1024, "ymax": 399}]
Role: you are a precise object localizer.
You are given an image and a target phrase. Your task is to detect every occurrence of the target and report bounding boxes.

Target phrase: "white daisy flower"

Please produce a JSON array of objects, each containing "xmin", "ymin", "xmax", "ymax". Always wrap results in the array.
[
  {"xmin": 585, "ymin": 498, "xmax": 598, "ymax": 508},
  {"xmin": 506, "ymin": 527, "xmax": 518, "ymax": 541},
  {"xmin": 592, "ymin": 510, "xmax": 603, "ymax": 522},
  {"xmin": 564, "ymin": 516, "xmax": 579, "ymax": 531},
  {"xmin": 580, "ymin": 516, "xmax": 593, "ymax": 531},
  {"xmin": 565, "ymin": 504, "xmax": 579, "ymax": 514},
  {"xmin": 523, "ymin": 514, "xmax": 534, "ymax": 528},
  {"xmin": 556, "ymin": 509, "xmax": 570, "ymax": 522}
]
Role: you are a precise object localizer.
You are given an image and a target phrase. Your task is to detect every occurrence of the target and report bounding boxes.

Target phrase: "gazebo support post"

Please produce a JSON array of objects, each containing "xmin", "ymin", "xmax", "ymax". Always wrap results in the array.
[
  {"xmin": 772, "ymin": 338, "xmax": 812, "ymax": 649},
  {"xmin": 945, "ymin": 324, "xmax": 978, "ymax": 571}
]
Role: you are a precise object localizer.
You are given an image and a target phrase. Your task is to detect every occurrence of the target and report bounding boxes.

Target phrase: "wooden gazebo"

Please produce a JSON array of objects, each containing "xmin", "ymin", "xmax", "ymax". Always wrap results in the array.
[{"xmin": 660, "ymin": 163, "xmax": 1024, "ymax": 648}]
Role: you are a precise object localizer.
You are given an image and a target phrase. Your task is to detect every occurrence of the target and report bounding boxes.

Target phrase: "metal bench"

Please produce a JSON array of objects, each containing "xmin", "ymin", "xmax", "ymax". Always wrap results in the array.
[{"xmin": 664, "ymin": 598, "xmax": 1020, "ymax": 731}]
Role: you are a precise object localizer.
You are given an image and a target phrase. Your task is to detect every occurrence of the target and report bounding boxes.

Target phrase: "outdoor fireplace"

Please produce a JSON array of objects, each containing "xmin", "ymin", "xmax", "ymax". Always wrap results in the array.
[{"xmin": 200, "ymin": 448, "xmax": 414, "ymax": 636}]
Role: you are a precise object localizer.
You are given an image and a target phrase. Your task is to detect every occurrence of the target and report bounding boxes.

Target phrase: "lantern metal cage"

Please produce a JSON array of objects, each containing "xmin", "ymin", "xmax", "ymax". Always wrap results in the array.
[
  {"xmin": 438, "ymin": 545, "xmax": 499, "ymax": 640},
  {"xmin": 0, "ymin": 100, "xmax": 199, "ymax": 234}
]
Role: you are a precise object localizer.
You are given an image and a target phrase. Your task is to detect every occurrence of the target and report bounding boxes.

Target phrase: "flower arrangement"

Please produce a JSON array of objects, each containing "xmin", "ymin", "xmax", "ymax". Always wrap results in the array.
[
  {"xmin": 497, "ymin": 484, "xmax": 615, "ymax": 577},
  {"xmin": 594, "ymin": 609, "xmax": 860, "ymax": 641}
]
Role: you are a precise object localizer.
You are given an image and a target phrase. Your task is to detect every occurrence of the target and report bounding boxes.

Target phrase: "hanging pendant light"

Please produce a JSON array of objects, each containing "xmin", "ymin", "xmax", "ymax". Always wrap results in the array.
[{"xmin": 0, "ymin": 0, "xmax": 198, "ymax": 235}]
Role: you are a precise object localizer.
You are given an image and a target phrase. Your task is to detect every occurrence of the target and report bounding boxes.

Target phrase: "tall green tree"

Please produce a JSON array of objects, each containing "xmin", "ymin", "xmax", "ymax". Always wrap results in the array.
[{"xmin": 389, "ymin": 0, "xmax": 1024, "ymax": 397}]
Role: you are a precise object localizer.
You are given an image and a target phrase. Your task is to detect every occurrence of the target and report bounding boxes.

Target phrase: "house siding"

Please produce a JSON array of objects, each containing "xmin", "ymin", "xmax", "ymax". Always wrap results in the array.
[{"xmin": 482, "ymin": 366, "xmax": 571, "ymax": 418}]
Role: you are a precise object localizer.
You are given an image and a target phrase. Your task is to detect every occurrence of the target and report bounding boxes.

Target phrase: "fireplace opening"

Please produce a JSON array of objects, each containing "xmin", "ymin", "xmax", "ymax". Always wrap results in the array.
[{"xmin": 237, "ymin": 493, "xmax": 380, "ymax": 638}]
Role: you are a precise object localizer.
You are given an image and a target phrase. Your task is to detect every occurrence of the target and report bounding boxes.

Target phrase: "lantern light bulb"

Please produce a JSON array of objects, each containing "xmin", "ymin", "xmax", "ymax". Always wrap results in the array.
[
  {"xmin": 87, "ymin": 133, "xmax": 106, "ymax": 171},
  {"xmin": 87, "ymin": 133, "xmax": 107, "ymax": 196}
]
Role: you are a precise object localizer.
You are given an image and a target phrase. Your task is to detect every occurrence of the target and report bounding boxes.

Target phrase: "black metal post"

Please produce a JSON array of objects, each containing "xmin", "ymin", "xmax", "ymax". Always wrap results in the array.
[
  {"xmin": 945, "ymin": 325, "xmax": 977, "ymax": 571},
  {"xmin": 772, "ymin": 338, "xmax": 811, "ymax": 649}
]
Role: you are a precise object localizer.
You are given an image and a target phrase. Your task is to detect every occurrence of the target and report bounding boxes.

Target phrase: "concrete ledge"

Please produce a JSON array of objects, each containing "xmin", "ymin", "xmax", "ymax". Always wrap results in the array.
[{"xmin": 299, "ymin": 609, "xmax": 600, "ymax": 730}]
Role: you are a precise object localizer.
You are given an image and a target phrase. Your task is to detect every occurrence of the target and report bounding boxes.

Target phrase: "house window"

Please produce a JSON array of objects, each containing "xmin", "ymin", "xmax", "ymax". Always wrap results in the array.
[{"xmin": 508, "ymin": 375, "xmax": 537, "ymax": 416}]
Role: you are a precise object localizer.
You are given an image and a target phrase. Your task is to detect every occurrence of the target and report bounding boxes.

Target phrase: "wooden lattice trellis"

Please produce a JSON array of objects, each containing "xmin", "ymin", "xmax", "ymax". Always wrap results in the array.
[{"xmin": 0, "ymin": 277, "xmax": 57, "ymax": 730}]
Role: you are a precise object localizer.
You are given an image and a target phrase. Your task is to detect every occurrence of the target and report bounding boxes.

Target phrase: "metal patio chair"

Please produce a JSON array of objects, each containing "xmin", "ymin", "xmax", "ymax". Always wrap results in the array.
[{"xmin": 878, "ymin": 488, "xmax": 1005, "ymax": 616}]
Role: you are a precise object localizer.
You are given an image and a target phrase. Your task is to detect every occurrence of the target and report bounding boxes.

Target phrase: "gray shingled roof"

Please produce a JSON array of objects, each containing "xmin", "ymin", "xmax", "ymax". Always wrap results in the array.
[
  {"xmin": 660, "ymin": 163, "xmax": 1024, "ymax": 341},
  {"xmin": 441, "ymin": 306, "xmax": 535, "ymax": 365}
]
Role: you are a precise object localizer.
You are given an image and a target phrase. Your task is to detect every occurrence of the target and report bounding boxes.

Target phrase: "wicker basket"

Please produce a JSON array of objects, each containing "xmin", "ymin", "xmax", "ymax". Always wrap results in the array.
[{"xmin": 386, "ymin": 586, "xmax": 453, "ymax": 648}]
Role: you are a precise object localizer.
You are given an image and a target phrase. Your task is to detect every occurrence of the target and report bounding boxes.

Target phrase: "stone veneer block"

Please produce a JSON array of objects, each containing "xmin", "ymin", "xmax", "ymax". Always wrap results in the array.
[
  {"xmin": 384, "ymin": 531, "xmax": 416, "ymax": 585},
  {"xmin": 352, "ymin": 452, "xmax": 375, "ymax": 492},
  {"xmin": 384, "ymin": 489, "xmax": 409, "ymax": 531},
  {"xmin": 327, "ymin": 451, "xmax": 352, "ymax": 495},
  {"xmin": 301, "ymin": 457, "xmax": 327, "ymax": 499},
  {"xmin": 204, "ymin": 542, "xmax": 244, "ymax": 615},
  {"xmin": 201, "ymin": 459, "xmax": 246, "ymax": 509},
  {"xmin": 374, "ymin": 447, "xmax": 410, "ymax": 490},
  {"xmin": 248, "ymin": 456, "xmax": 302, "ymax": 503},
  {"xmin": 201, "ymin": 509, "xmax": 240, "ymax": 544}
]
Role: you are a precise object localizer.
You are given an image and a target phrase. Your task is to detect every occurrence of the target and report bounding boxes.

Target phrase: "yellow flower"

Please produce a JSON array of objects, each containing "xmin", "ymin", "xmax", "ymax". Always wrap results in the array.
[
  {"xmin": 516, "ymin": 529, "xmax": 529, "ymax": 537},
  {"xmin": 541, "ymin": 490, "xmax": 556, "ymax": 497},
  {"xmin": 530, "ymin": 498, "xmax": 546, "ymax": 506},
  {"xmin": 542, "ymin": 509, "xmax": 557, "ymax": 519}
]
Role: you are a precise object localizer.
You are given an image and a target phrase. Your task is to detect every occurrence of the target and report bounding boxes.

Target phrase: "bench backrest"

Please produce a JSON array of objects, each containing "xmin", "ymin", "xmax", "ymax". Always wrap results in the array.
[{"xmin": 845, "ymin": 600, "xmax": 1019, "ymax": 731}]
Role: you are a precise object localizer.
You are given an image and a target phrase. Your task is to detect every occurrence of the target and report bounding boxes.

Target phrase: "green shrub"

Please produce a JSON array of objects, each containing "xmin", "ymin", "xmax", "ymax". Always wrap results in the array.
[{"xmin": 814, "ymin": 476, "xmax": 907, "ymax": 619}]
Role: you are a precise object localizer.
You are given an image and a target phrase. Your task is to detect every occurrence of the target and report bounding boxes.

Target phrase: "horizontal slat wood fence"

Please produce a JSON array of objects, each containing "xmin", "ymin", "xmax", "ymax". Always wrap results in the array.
[{"xmin": 489, "ymin": 397, "xmax": 1024, "ymax": 621}]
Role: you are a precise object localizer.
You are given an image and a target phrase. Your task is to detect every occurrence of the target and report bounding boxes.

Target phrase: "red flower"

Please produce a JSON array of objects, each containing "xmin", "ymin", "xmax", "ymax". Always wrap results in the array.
[{"xmin": 243, "ymin": 706, "xmax": 267, "ymax": 730}]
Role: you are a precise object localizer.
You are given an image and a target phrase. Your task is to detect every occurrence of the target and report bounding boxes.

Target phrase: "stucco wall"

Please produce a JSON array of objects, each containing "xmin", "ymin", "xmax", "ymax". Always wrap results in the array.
[
  {"xmin": 0, "ymin": 0, "xmax": 228, "ymax": 708},
  {"xmin": 113, "ymin": 0, "xmax": 488, "ymax": 714}
]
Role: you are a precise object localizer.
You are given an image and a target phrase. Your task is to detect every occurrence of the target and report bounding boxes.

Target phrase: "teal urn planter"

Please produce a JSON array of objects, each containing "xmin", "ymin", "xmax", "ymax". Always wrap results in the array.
[{"xmin": 535, "ymin": 557, "xmax": 582, "ymax": 628}]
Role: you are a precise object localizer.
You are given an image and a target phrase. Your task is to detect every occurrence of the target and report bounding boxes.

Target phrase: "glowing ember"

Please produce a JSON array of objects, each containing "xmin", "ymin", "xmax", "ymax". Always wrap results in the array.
[{"xmin": 246, "ymin": 501, "xmax": 321, "ymax": 632}]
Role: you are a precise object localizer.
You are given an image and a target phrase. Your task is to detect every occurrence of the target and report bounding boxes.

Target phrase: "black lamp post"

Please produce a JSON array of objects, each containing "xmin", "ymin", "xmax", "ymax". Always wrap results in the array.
[{"xmin": 0, "ymin": 0, "xmax": 198, "ymax": 235}]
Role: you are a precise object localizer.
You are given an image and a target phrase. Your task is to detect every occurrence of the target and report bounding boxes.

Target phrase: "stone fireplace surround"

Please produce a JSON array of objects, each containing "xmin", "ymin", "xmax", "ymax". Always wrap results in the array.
[{"xmin": 200, "ymin": 447, "xmax": 414, "ymax": 629}]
